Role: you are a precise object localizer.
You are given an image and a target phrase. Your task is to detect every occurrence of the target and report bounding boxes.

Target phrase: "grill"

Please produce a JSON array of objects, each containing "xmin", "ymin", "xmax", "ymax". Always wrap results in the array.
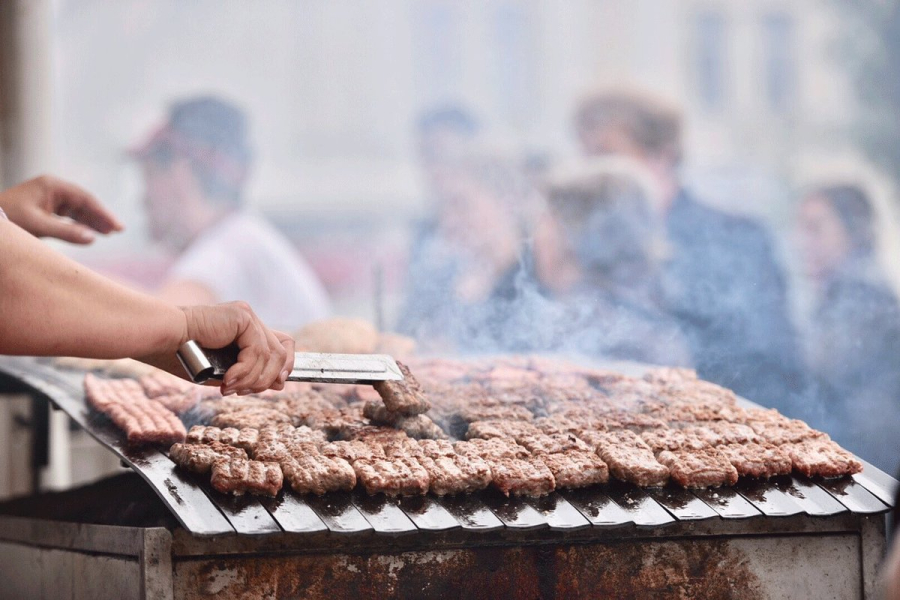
[{"xmin": 0, "ymin": 355, "xmax": 895, "ymax": 599}]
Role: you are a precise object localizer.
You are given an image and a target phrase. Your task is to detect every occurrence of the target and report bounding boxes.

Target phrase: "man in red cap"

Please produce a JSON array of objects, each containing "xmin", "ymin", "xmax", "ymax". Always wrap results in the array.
[{"xmin": 131, "ymin": 96, "xmax": 330, "ymax": 331}]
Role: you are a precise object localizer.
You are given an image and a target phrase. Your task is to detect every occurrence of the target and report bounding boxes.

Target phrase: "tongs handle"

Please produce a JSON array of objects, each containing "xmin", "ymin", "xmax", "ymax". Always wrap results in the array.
[
  {"xmin": 177, "ymin": 340, "xmax": 237, "ymax": 384},
  {"xmin": 176, "ymin": 340, "xmax": 405, "ymax": 385}
]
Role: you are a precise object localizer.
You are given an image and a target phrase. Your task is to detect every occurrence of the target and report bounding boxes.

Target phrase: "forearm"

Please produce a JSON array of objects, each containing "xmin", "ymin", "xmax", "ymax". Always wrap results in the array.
[{"xmin": 0, "ymin": 220, "xmax": 187, "ymax": 359}]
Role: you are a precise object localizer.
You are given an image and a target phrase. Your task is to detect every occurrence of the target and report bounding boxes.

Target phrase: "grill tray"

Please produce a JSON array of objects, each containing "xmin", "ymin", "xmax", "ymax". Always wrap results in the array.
[{"xmin": 1, "ymin": 356, "xmax": 894, "ymax": 537}]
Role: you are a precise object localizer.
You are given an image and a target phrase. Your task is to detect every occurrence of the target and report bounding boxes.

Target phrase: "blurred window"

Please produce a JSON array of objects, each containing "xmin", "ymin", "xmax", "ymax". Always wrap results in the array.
[
  {"xmin": 694, "ymin": 10, "xmax": 727, "ymax": 112},
  {"xmin": 494, "ymin": 3, "xmax": 535, "ymax": 126},
  {"xmin": 413, "ymin": 3, "xmax": 463, "ymax": 104},
  {"xmin": 761, "ymin": 12, "xmax": 796, "ymax": 114}
]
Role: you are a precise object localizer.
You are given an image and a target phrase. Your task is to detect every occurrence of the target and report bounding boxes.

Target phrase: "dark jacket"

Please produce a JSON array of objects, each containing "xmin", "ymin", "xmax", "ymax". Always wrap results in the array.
[
  {"xmin": 806, "ymin": 262, "xmax": 900, "ymax": 473},
  {"xmin": 660, "ymin": 191, "xmax": 804, "ymax": 406}
]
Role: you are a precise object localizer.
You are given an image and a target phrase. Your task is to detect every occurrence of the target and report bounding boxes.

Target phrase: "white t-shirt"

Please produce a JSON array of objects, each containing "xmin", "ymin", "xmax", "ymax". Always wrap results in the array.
[{"xmin": 169, "ymin": 211, "xmax": 330, "ymax": 331}]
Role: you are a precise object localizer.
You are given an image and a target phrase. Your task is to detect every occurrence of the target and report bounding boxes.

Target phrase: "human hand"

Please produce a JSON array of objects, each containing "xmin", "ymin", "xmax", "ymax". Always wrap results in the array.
[
  {"xmin": 179, "ymin": 302, "xmax": 295, "ymax": 395},
  {"xmin": 0, "ymin": 175, "xmax": 124, "ymax": 243}
]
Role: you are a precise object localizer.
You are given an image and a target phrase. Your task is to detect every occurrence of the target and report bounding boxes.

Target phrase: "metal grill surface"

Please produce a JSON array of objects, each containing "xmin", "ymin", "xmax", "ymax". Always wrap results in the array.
[{"xmin": 0, "ymin": 356, "xmax": 894, "ymax": 537}]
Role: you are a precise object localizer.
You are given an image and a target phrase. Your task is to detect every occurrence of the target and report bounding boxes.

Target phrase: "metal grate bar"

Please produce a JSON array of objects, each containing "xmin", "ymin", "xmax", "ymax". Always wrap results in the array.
[
  {"xmin": 258, "ymin": 494, "xmax": 328, "ymax": 533},
  {"xmin": 818, "ymin": 477, "xmax": 889, "ymax": 515},
  {"xmin": 351, "ymin": 493, "xmax": 419, "ymax": 535},
  {"xmin": 608, "ymin": 484, "xmax": 676, "ymax": 527},
  {"xmin": 735, "ymin": 477, "xmax": 804, "ymax": 517},
  {"xmin": 560, "ymin": 489, "xmax": 633, "ymax": 527},
  {"xmin": 691, "ymin": 487, "xmax": 761, "ymax": 519},
  {"xmin": 648, "ymin": 488, "xmax": 719, "ymax": 521},
  {"xmin": 206, "ymin": 493, "xmax": 281, "ymax": 535},
  {"xmin": 853, "ymin": 459, "xmax": 898, "ymax": 506},
  {"xmin": 303, "ymin": 493, "xmax": 373, "ymax": 534},
  {"xmin": 783, "ymin": 478, "xmax": 848, "ymax": 517},
  {"xmin": 435, "ymin": 495, "xmax": 504, "ymax": 531},
  {"xmin": 481, "ymin": 493, "xmax": 549, "ymax": 530},
  {"xmin": 524, "ymin": 494, "xmax": 591, "ymax": 531},
  {"xmin": 396, "ymin": 496, "xmax": 460, "ymax": 532}
]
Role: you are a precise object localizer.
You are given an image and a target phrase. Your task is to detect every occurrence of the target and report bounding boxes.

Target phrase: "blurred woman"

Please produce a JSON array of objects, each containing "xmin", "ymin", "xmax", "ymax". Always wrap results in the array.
[
  {"xmin": 399, "ymin": 157, "xmax": 539, "ymax": 351},
  {"xmin": 795, "ymin": 184, "xmax": 900, "ymax": 473},
  {"xmin": 529, "ymin": 157, "xmax": 691, "ymax": 365}
]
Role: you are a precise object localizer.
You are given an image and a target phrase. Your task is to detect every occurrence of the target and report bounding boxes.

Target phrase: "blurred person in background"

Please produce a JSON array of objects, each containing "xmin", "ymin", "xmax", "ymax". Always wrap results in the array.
[
  {"xmin": 416, "ymin": 106, "xmax": 481, "ymax": 176},
  {"xmin": 795, "ymin": 184, "xmax": 900, "ymax": 473},
  {"xmin": 574, "ymin": 90, "xmax": 804, "ymax": 407},
  {"xmin": 400, "ymin": 106, "xmax": 536, "ymax": 349},
  {"xmin": 528, "ymin": 158, "xmax": 691, "ymax": 365},
  {"xmin": 131, "ymin": 95, "xmax": 330, "ymax": 332},
  {"xmin": 399, "ymin": 151, "xmax": 537, "ymax": 351}
]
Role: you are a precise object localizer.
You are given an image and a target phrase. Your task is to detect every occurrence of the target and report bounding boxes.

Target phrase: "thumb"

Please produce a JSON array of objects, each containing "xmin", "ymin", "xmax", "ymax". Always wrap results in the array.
[{"xmin": 39, "ymin": 216, "xmax": 97, "ymax": 244}]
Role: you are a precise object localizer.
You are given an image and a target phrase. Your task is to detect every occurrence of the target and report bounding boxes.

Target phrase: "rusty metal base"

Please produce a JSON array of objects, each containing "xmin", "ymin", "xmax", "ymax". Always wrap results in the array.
[{"xmin": 0, "ymin": 512, "xmax": 886, "ymax": 599}]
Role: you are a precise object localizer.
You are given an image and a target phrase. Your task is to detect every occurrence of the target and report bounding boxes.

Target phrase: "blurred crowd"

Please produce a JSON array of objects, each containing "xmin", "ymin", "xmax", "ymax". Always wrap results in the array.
[
  {"xmin": 395, "ymin": 90, "xmax": 900, "ymax": 474},
  {"xmin": 130, "ymin": 91, "xmax": 900, "ymax": 475}
]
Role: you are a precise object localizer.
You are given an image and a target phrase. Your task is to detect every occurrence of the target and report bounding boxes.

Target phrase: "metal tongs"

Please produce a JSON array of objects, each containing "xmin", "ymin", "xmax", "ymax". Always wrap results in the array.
[{"xmin": 176, "ymin": 340, "xmax": 404, "ymax": 385}]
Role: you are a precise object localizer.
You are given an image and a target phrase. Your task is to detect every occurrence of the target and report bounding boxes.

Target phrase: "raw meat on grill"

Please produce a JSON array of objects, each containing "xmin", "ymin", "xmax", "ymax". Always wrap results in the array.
[
  {"xmin": 209, "ymin": 456, "xmax": 283, "ymax": 497},
  {"xmin": 602, "ymin": 411, "xmax": 669, "ymax": 433},
  {"xmin": 455, "ymin": 404, "xmax": 534, "ymax": 424},
  {"xmin": 279, "ymin": 395, "xmax": 344, "ymax": 425},
  {"xmin": 381, "ymin": 437, "xmax": 426, "ymax": 459},
  {"xmin": 454, "ymin": 438, "xmax": 530, "ymax": 461},
  {"xmin": 389, "ymin": 415, "xmax": 448, "ymax": 440},
  {"xmin": 211, "ymin": 408, "xmax": 294, "ymax": 430},
  {"xmin": 151, "ymin": 391, "xmax": 201, "ymax": 415},
  {"xmin": 516, "ymin": 433, "xmax": 592, "ymax": 455},
  {"xmin": 320, "ymin": 440, "xmax": 386, "ymax": 463},
  {"xmin": 417, "ymin": 453, "xmax": 493, "ymax": 496},
  {"xmin": 687, "ymin": 422, "xmax": 761, "ymax": 446},
  {"xmin": 353, "ymin": 456, "xmax": 431, "ymax": 496},
  {"xmin": 640, "ymin": 429, "xmax": 710, "ymax": 454},
  {"xmin": 748, "ymin": 418, "xmax": 828, "ymax": 446},
  {"xmin": 592, "ymin": 430, "xmax": 669, "ymax": 487},
  {"xmin": 257, "ymin": 424, "xmax": 327, "ymax": 445},
  {"xmin": 654, "ymin": 398, "xmax": 743, "ymax": 424},
  {"xmin": 81, "ymin": 354, "xmax": 864, "ymax": 497},
  {"xmin": 345, "ymin": 425, "xmax": 411, "ymax": 445},
  {"xmin": 250, "ymin": 427, "xmax": 324, "ymax": 463},
  {"xmin": 169, "ymin": 441, "xmax": 247, "ymax": 474},
  {"xmin": 781, "ymin": 438, "xmax": 863, "ymax": 478},
  {"xmin": 533, "ymin": 415, "xmax": 583, "ymax": 435},
  {"xmin": 656, "ymin": 448, "xmax": 739, "ymax": 488},
  {"xmin": 362, "ymin": 401, "xmax": 447, "ymax": 439},
  {"xmin": 197, "ymin": 397, "xmax": 281, "ymax": 417},
  {"xmin": 281, "ymin": 452, "xmax": 357, "ymax": 495},
  {"xmin": 104, "ymin": 399, "xmax": 187, "ymax": 445},
  {"xmin": 309, "ymin": 407, "xmax": 364, "ymax": 439},
  {"xmin": 84, "ymin": 372, "xmax": 146, "ymax": 410},
  {"xmin": 250, "ymin": 437, "xmax": 292, "ymax": 463},
  {"xmin": 487, "ymin": 456, "xmax": 556, "ymax": 497},
  {"xmin": 373, "ymin": 362, "xmax": 431, "ymax": 415},
  {"xmin": 539, "ymin": 450, "xmax": 609, "ymax": 489},
  {"xmin": 718, "ymin": 443, "xmax": 793, "ymax": 479},
  {"xmin": 186, "ymin": 425, "xmax": 260, "ymax": 451},
  {"xmin": 417, "ymin": 439, "xmax": 457, "ymax": 457},
  {"xmin": 453, "ymin": 438, "xmax": 554, "ymax": 496},
  {"xmin": 465, "ymin": 420, "xmax": 542, "ymax": 441}
]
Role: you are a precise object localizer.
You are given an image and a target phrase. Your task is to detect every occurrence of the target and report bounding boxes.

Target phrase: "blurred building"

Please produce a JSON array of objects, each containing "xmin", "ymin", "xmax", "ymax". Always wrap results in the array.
[{"xmin": 1, "ymin": 0, "xmax": 877, "ymax": 318}]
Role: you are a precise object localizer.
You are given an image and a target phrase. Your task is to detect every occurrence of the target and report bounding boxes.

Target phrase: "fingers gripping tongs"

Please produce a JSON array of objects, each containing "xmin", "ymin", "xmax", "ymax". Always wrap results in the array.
[{"xmin": 176, "ymin": 340, "xmax": 404, "ymax": 385}]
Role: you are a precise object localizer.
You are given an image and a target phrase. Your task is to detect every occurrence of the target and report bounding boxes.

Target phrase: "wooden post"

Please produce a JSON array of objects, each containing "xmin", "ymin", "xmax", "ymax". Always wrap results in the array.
[{"xmin": 0, "ymin": 0, "xmax": 55, "ymax": 188}]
